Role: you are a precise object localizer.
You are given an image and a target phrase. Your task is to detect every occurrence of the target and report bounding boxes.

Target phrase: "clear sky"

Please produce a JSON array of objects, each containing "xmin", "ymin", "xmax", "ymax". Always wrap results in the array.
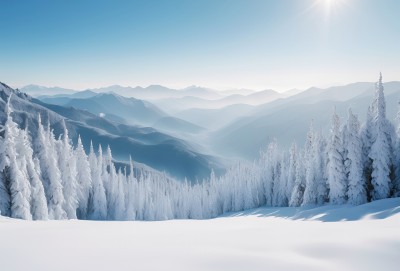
[{"xmin": 0, "ymin": 0, "xmax": 399, "ymax": 92}]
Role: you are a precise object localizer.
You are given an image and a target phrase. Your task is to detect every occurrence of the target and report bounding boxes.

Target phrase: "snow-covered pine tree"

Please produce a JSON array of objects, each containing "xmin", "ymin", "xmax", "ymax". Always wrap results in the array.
[
  {"xmin": 369, "ymin": 73, "xmax": 393, "ymax": 200},
  {"xmin": 0, "ymin": 131, "xmax": 11, "ymax": 216},
  {"xmin": 260, "ymin": 139, "xmax": 278, "ymax": 206},
  {"xmin": 87, "ymin": 142, "xmax": 107, "ymax": 220},
  {"xmin": 134, "ymin": 170, "xmax": 147, "ymax": 220},
  {"xmin": 104, "ymin": 145, "xmax": 118, "ymax": 220},
  {"xmin": 289, "ymin": 150, "xmax": 305, "ymax": 207},
  {"xmin": 57, "ymin": 120, "xmax": 79, "ymax": 219},
  {"xmin": 395, "ymin": 100, "xmax": 400, "ymax": 197},
  {"xmin": 250, "ymin": 161, "xmax": 264, "ymax": 209},
  {"xmin": 327, "ymin": 108, "xmax": 347, "ymax": 204},
  {"xmin": 314, "ymin": 132, "xmax": 328, "ymax": 205},
  {"xmin": 302, "ymin": 122, "xmax": 318, "ymax": 206},
  {"xmin": 188, "ymin": 182, "xmax": 203, "ymax": 219},
  {"xmin": 142, "ymin": 173, "xmax": 156, "ymax": 221},
  {"xmin": 35, "ymin": 114, "xmax": 66, "ymax": 220},
  {"xmin": 75, "ymin": 135, "xmax": 92, "ymax": 219},
  {"xmin": 16, "ymin": 125, "xmax": 48, "ymax": 220},
  {"xmin": 286, "ymin": 142, "xmax": 297, "ymax": 202},
  {"xmin": 345, "ymin": 109, "xmax": 367, "ymax": 205},
  {"xmin": 114, "ymin": 167, "xmax": 126, "ymax": 220},
  {"xmin": 275, "ymin": 152, "xmax": 289, "ymax": 207},
  {"xmin": 1, "ymin": 96, "xmax": 32, "ymax": 220},
  {"xmin": 360, "ymin": 105, "xmax": 374, "ymax": 200},
  {"xmin": 125, "ymin": 156, "xmax": 136, "ymax": 220},
  {"xmin": 156, "ymin": 173, "xmax": 174, "ymax": 220}
]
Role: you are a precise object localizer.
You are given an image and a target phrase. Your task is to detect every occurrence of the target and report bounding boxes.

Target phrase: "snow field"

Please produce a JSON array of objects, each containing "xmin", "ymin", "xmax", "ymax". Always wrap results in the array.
[{"xmin": 1, "ymin": 198, "xmax": 399, "ymax": 271}]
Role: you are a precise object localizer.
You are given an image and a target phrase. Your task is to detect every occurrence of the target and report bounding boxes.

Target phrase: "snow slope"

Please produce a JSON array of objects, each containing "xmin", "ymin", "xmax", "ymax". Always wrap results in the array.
[{"xmin": 1, "ymin": 198, "xmax": 399, "ymax": 271}]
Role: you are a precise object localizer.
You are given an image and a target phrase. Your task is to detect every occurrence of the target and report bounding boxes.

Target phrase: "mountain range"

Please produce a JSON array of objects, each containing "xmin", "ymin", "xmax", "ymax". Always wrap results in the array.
[
  {"xmin": 0, "ymin": 82, "xmax": 222, "ymax": 181},
  {"xmin": 11, "ymin": 80, "xmax": 400, "ymax": 175},
  {"xmin": 211, "ymin": 81, "xmax": 400, "ymax": 159}
]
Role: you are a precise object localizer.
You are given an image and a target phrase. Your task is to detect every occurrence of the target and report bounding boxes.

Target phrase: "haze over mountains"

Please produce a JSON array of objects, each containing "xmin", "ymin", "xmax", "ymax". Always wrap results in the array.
[
  {"xmin": 212, "ymin": 81, "xmax": 400, "ymax": 159},
  {"xmin": 12, "ymin": 80, "xmax": 400, "ymax": 178},
  {"xmin": 0, "ymin": 83, "xmax": 222, "ymax": 181}
]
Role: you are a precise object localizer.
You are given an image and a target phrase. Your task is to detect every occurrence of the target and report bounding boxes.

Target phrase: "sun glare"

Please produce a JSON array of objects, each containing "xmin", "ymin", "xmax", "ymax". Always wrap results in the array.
[{"xmin": 318, "ymin": 0, "xmax": 347, "ymax": 19}]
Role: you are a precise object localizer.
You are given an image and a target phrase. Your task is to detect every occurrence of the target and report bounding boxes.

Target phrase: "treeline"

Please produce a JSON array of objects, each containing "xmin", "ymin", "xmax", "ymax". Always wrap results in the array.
[
  {"xmin": 256, "ymin": 74, "xmax": 400, "ymax": 208},
  {"xmin": 0, "ymin": 74, "xmax": 399, "ymax": 221}
]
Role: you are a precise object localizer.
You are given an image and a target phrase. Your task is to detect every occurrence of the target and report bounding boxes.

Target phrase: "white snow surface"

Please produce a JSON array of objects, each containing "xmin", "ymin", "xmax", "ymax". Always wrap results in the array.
[{"xmin": 1, "ymin": 198, "xmax": 399, "ymax": 271}]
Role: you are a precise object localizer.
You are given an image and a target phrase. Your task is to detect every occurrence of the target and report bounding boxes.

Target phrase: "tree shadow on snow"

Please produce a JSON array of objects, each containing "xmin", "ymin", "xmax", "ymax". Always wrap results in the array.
[{"xmin": 223, "ymin": 198, "xmax": 400, "ymax": 222}]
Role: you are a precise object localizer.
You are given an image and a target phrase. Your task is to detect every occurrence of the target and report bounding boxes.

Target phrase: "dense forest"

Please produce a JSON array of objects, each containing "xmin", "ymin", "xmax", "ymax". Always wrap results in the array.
[{"xmin": 0, "ymin": 74, "xmax": 399, "ymax": 221}]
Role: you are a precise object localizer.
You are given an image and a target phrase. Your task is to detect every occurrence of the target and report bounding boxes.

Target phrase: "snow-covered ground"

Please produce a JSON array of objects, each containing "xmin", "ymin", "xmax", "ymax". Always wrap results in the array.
[{"xmin": 1, "ymin": 198, "xmax": 399, "ymax": 271}]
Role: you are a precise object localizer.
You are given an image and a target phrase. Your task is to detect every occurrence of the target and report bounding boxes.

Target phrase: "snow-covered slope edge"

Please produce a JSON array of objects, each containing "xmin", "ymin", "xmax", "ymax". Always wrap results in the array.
[
  {"xmin": 224, "ymin": 197, "xmax": 400, "ymax": 222},
  {"xmin": 1, "ymin": 197, "xmax": 399, "ymax": 222}
]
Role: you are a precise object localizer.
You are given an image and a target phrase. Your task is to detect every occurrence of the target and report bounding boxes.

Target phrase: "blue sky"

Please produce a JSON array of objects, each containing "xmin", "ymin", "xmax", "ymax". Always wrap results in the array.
[{"xmin": 0, "ymin": 0, "xmax": 399, "ymax": 91}]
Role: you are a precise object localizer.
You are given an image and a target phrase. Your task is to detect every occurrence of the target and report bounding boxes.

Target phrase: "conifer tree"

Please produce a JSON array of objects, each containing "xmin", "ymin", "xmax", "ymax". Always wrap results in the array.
[
  {"xmin": 2, "ymin": 96, "xmax": 32, "ymax": 220},
  {"xmin": 314, "ymin": 132, "xmax": 328, "ymax": 205},
  {"xmin": 75, "ymin": 136, "xmax": 92, "ymax": 219},
  {"xmin": 289, "ymin": 150, "xmax": 305, "ymax": 207},
  {"xmin": 276, "ymin": 153, "xmax": 289, "ymax": 206},
  {"xmin": 394, "ymin": 100, "xmax": 400, "ymax": 197},
  {"xmin": 17, "ymin": 126, "xmax": 48, "ymax": 219},
  {"xmin": 360, "ymin": 105, "xmax": 374, "ymax": 200},
  {"xmin": 302, "ymin": 123, "xmax": 318, "ymax": 206},
  {"xmin": 260, "ymin": 140, "xmax": 278, "ymax": 206},
  {"xmin": 286, "ymin": 142, "xmax": 297, "ymax": 201},
  {"xmin": 88, "ymin": 142, "xmax": 107, "ymax": 220},
  {"xmin": 125, "ymin": 157, "xmax": 136, "ymax": 220},
  {"xmin": 105, "ymin": 145, "xmax": 118, "ymax": 220},
  {"xmin": 327, "ymin": 108, "xmax": 347, "ymax": 204},
  {"xmin": 114, "ymin": 167, "xmax": 126, "ymax": 220},
  {"xmin": 369, "ymin": 73, "xmax": 393, "ymax": 200},
  {"xmin": 57, "ymin": 120, "xmax": 78, "ymax": 219},
  {"xmin": 35, "ymin": 114, "xmax": 66, "ymax": 220},
  {"xmin": 0, "ymin": 134, "xmax": 11, "ymax": 216},
  {"xmin": 345, "ymin": 109, "xmax": 367, "ymax": 205}
]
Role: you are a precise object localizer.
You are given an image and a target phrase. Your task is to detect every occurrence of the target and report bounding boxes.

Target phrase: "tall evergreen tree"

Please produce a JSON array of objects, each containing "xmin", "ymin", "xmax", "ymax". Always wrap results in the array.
[
  {"xmin": 1, "ymin": 96, "xmax": 32, "ymax": 220},
  {"xmin": 0, "ymin": 133, "xmax": 11, "ymax": 216},
  {"xmin": 301, "ymin": 126, "xmax": 328, "ymax": 206},
  {"xmin": 57, "ymin": 120, "xmax": 78, "ymax": 219},
  {"xmin": 104, "ymin": 145, "xmax": 118, "ymax": 220},
  {"xmin": 289, "ymin": 150, "xmax": 305, "ymax": 207},
  {"xmin": 260, "ymin": 140, "xmax": 278, "ymax": 206},
  {"xmin": 314, "ymin": 132, "xmax": 328, "ymax": 205},
  {"xmin": 75, "ymin": 135, "xmax": 92, "ymax": 219},
  {"xmin": 345, "ymin": 109, "xmax": 367, "ymax": 205},
  {"xmin": 35, "ymin": 114, "xmax": 66, "ymax": 220},
  {"xmin": 395, "ymin": 100, "xmax": 400, "ymax": 197},
  {"xmin": 360, "ymin": 105, "xmax": 374, "ymax": 201},
  {"xmin": 114, "ymin": 167, "xmax": 126, "ymax": 220},
  {"xmin": 302, "ymin": 122, "xmax": 318, "ymax": 206},
  {"xmin": 327, "ymin": 108, "xmax": 347, "ymax": 204},
  {"xmin": 88, "ymin": 143, "xmax": 107, "ymax": 220},
  {"xmin": 369, "ymin": 73, "xmax": 393, "ymax": 200},
  {"xmin": 17, "ymin": 126, "xmax": 48, "ymax": 219},
  {"xmin": 286, "ymin": 142, "xmax": 297, "ymax": 201},
  {"xmin": 125, "ymin": 157, "xmax": 136, "ymax": 220},
  {"xmin": 275, "ymin": 153, "xmax": 289, "ymax": 207}
]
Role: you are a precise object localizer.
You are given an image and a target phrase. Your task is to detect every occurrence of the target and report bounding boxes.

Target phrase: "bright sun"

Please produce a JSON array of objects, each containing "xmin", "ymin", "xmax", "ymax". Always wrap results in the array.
[
  {"xmin": 324, "ymin": 0, "xmax": 346, "ymax": 8},
  {"xmin": 317, "ymin": 0, "xmax": 346, "ymax": 18}
]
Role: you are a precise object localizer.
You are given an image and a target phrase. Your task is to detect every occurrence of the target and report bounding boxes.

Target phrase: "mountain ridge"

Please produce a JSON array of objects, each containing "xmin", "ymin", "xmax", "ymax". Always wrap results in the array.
[{"xmin": 1, "ymin": 82, "xmax": 223, "ymax": 180}]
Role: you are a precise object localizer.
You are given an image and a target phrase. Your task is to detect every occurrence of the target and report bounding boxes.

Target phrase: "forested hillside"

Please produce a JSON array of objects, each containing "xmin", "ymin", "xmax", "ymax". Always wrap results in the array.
[{"xmin": 0, "ymin": 75, "xmax": 399, "ymax": 221}]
